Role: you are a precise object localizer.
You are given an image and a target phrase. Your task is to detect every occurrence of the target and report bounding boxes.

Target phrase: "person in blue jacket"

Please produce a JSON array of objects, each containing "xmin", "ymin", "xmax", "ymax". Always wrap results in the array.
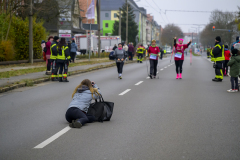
[
  {"xmin": 231, "ymin": 36, "xmax": 239, "ymax": 52},
  {"xmin": 70, "ymin": 40, "xmax": 78, "ymax": 63}
]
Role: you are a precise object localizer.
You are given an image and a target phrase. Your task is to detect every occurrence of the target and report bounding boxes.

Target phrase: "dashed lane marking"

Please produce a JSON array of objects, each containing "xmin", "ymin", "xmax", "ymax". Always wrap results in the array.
[
  {"xmin": 33, "ymin": 126, "xmax": 71, "ymax": 149},
  {"xmin": 119, "ymin": 89, "xmax": 131, "ymax": 95},
  {"xmin": 135, "ymin": 81, "xmax": 143, "ymax": 86}
]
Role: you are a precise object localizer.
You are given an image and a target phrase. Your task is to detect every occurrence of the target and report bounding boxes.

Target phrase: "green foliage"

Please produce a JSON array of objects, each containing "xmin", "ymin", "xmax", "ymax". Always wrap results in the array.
[
  {"xmin": 0, "ymin": 14, "xmax": 47, "ymax": 61},
  {"xmin": 0, "ymin": 40, "xmax": 15, "ymax": 61},
  {"xmin": 112, "ymin": 1, "xmax": 139, "ymax": 45}
]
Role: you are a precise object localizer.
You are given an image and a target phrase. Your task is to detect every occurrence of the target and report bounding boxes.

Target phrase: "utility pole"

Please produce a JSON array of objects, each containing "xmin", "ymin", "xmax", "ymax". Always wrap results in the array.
[
  {"xmin": 29, "ymin": 0, "xmax": 33, "ymax": 64},
  {"xmin": 118, "ymin": 10, "xmax": 121, "ymax": 37},
  {"xmin": 98, "ymin": 0, "xmax": 101, "ymax": 58},
  {"xmin": 126, "ymin": 0, "xmax": 128, "ymax": 44}
]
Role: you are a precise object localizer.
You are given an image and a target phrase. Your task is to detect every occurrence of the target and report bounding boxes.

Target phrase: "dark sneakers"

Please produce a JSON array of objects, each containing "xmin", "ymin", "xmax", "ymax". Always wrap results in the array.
[
  {"xmin": 149, "ymin": 75, "xmax": 153, "ymax": 79},
  {"xmin": 212, "ymin": 78, "xmax": 222, "ymax": 82},
  {"xmin": 62, "ymin": 78, "xmax": 69, "ymax": 82},
  {"xmin": 69, "ymin": 120, "xmax": 82, "ymax": 128}
]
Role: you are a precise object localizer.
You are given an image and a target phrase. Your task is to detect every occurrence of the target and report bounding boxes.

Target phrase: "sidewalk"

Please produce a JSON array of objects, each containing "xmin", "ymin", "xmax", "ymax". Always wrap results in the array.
[{"xmin": 0, "ymin": 59, "xmax": 115, "ymax": 87}]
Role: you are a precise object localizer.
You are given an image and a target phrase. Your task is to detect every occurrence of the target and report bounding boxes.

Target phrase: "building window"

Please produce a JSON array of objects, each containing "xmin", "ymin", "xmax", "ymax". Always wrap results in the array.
[
  {"xmin": 105, "ymin": 23, "xmax": 109, "ymax": 28},
  {"xmin": 114, "ymin": 13, "xmax": 117, "ymax": 18},
  {"xmin": 105, "ymin": 13, "xmax": 109, "ymax": 17}
]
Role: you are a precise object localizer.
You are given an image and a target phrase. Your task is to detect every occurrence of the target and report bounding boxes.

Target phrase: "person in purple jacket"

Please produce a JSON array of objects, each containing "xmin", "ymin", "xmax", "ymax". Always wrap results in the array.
[{"xmin": 128, "ymin": 43, "xmax": 134, "ymax": 60}]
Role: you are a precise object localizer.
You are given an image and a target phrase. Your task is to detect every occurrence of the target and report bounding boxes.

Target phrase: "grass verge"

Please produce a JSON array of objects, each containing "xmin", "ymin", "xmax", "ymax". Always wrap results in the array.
[
  {"xmin": 0, "ymin": 59, "xmax": 111, "ymax": 79},
  {"xmin": 192, "ymin": 52, "xmax": 201, "ymax": 56}
]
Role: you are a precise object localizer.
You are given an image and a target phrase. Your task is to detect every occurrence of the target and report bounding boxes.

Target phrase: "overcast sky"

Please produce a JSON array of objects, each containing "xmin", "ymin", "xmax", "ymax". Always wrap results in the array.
[{"xmin": 135, "ymin": 0, "xmax": 239, "ymax": 33}]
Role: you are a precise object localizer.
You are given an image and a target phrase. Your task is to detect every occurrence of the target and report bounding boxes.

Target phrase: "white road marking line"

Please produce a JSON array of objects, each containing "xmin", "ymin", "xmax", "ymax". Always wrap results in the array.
[
  {"xmin": 157, "ymin": 72, "xmax": 159, "ymax": 73},
  {"xmin": 168, "ymin": 65, "xmax": 171, "ymax": 67},
  {"xmin": 135, "ymin": 81, "xmax": 143, "ymax": 85},
  {"xmin": 146, "ymin": 77, "xmax": 150, "ymax": 79},
  {"xmin": 33, "ymin": 126, "xmax": 71, "ymax": 149},
  {"xmin": 164, "ymin": 67, "xmax": 167, "ymax": 68},
  {"xmin": 119, "ymin": 89, "xmax": 131, "ymax": 95},
  {"xmin": 161, "ymin": 69, "xmax": 164, "ymax": 71}
]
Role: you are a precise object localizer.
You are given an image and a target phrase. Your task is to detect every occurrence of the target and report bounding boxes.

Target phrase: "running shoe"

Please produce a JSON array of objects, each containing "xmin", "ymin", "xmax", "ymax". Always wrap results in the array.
[
  {"xmin": 119, "ymin": 76, "xmax": 122, "ymax": 79},
  {"xmin": 227, "ymin": 89, "xmax": 236, "ymax": 93},
  {"xmin": 149, "ymin": 75, "xmax": 152, "ymax": 79}
]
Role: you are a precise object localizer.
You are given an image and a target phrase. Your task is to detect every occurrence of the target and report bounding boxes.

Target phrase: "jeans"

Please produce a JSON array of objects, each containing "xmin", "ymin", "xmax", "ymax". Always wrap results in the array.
[
  {"xmin": 175, "ymin": 60, "xmax": 184, "ymax": 74},
  {"xmin": 65, "ymin": 107, "xmax": 95, "ymax": 125},
  {"xmin": 150, "ymin": 59, "xmax": 158, "ymax": 76},
  {"xmin": 230, "ymin": 77, "xmax": 239, "ymax": 90},
  {"xmin": 116, "ymin": 61, "xmax": 124, "ymax": 74}
]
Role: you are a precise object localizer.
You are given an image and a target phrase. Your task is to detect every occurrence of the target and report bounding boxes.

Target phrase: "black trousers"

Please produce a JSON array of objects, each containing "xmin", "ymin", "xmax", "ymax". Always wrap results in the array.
[
  {"xmin": 70, "ymin": 52, "xmax": 76, "ymax": 62},
  {"xmin": 128, "ymin": 52, "xmax": 133, "ymax": 60},
  {"xmin": 175, "ymin": 60, "xmax": 184, "ymax": 74},
  {"xmin": 150, "ymin": 59, "xmax": 158, "ymax": 76},
  {"xmin": 65, "ymin": 107, "xmax": 95, "ymax": 125},
  {"xmin": 223, "ymin": 60, "xmax": 229, "ymax": 75},
  {"xmin": 215, "ymin": 61, "xmax": 223, "ymax": 79},
  {"xmin": 56, "ymin": 60, "xmax": 68, "ymax": 78},
  {"xmin": 230, "ymin": 77, "xmax": 239, "ymax": 90},
  {"xmin": 116, "ymin": 61, "xmax": 124, "ymax": 74},
  {"xmin": 47, "ymin": 59, "xmax": 55, "ymax": 72}
]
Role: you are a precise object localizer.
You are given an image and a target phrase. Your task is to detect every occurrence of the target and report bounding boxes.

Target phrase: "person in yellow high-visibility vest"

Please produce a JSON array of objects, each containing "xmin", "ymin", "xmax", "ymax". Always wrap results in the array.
[
  {"xmin": 50, "ymin": 36, "xmax": 59, "ymax": 81},
  {"xmin": 137, "ymin": 44, "xmax": 145, "ymax": 63},
  {"xmin": 206, "ymin": 46, "xmax": 211, "ymax": 58},
  {"xmin": 211, "ymin": 36, "xmax": 225, "ymax": 82},
  {"xmin": 55, "ymin": 38, "xmax": 71, "ymax": 82}
]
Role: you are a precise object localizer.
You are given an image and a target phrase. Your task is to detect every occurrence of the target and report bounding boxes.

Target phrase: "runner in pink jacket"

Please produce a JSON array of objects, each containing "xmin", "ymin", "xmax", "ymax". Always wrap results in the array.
[{"xmin": 174, "ymin": 37, "xmax": 192, "ymax": 79}]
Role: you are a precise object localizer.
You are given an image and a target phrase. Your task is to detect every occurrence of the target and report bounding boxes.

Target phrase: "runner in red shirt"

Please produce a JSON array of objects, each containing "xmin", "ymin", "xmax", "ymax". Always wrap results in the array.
[
  {"xmin": 174, "ymin": 37, "xmax": 192, "ymax": 79},
  {"xmin": 147, "ymin": 40, "xmax": 160, "ymax": 79}
]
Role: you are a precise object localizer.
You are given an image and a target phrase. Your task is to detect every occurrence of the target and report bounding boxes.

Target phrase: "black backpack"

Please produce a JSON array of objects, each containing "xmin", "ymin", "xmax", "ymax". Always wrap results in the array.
[{"xmin": 87, "ymin": 94, "xmax": 114, "ymax": 122}]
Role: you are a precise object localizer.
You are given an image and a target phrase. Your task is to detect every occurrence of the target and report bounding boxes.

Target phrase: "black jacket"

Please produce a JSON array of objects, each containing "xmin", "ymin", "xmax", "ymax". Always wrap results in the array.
[
  {"xmin": 212, "ymin": 42, "xmax": 223, "ymax": 58},
  {"xmin": 50, "ymin": 40, "xmax": 58, "ymax": 56}
]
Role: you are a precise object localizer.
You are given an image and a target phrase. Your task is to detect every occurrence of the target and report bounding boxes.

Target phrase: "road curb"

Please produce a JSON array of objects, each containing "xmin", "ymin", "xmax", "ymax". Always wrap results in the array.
[{"xmin": 0, "ymin": 60, "xmax": 136, "ymax": 93}]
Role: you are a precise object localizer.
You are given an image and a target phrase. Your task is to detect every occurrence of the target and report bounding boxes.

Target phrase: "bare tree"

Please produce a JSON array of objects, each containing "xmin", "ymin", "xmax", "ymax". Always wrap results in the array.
[
  {"xmin": 200, "ymin": 10, "xmax": 236, "ymax": 46},
  {"xmin": 161, "ymin": 24, "xmax": 183, "ymax": 46}
]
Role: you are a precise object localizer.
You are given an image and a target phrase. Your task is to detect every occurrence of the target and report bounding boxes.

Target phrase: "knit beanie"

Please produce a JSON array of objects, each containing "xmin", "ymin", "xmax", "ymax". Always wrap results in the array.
[{"xmin": 215, "ymin": 36, "xmax": 221, "ymax": 42}]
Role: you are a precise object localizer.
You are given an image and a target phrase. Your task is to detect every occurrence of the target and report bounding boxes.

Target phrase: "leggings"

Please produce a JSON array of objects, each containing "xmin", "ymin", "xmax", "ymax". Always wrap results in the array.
[
  {"xmin": 230, "ymin": 77, "xmax": 239, "ymax": 90},
  {"xmin": 116, "ymin": 61, "xmax": 124, "ymax": 74},
  {"xmin": 65, "ymin": 107, "xmax": 95, "ymax": 125},
  {"xmin": 223, "ymin": 60, "xmax": 229, "ymax": 75},
  {"xmin": 175, "ymin": 60, "xmax": 184, "ymax": 74}
]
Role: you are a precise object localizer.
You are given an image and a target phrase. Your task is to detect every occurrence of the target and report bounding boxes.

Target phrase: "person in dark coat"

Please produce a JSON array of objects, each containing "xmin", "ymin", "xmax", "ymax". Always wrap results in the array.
[{"xmin": 128, "ymin": 43, "xmax": 134, "ymax": 60}]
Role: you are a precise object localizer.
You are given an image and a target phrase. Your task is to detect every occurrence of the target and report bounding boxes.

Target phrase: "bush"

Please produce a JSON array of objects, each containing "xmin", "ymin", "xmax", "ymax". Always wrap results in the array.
[
  {"xmin": 0, "ymin": 14, "xmax": 48, "ymax": 61},
  {"xmin": 0, "ymin": 40, "xmax": 15, "ymax": 61}
]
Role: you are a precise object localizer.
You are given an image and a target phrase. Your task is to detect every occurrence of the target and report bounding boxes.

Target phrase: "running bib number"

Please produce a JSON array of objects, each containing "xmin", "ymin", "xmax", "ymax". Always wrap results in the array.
[
  {"xmin": 150, "ymin": 54, "xmax": 157, "ymax": 60},
  {"xmin": 175, "ymin": 52, "xmax": 182, "ymax": 58}
]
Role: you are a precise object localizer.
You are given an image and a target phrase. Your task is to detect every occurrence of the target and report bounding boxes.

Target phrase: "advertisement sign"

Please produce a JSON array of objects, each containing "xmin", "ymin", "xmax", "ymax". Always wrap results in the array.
[{"xmin": 59, "ymin": 34, "xmax": 71, "ymax": 38}]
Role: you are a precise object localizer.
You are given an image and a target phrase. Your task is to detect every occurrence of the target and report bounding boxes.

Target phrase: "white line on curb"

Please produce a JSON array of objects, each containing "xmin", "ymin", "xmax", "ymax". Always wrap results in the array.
[
  {"xmin": 119, "ymin": 89, "xmax": 131, "ymax": 95},
  {"xmin": 135, "ymin": 81, "xmax": 143, "ymax": 85},
  {"xmin": 33, "ymin": 126, "xmax": 71, "ymax": 149}
]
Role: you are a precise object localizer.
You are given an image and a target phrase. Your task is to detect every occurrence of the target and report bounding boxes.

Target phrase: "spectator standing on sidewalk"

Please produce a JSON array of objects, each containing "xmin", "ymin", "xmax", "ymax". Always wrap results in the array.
[
  {"xmin": 70, "ymin": 40, "xmax": 78, "ymax": 63},
  {"xmin": 45, "ymin": 36, "xmax": 53, "ymax": 75},
  {"xmin": 123, "ymin": 43, "xmax": 129, "ymax": 61},
  {"xmin": 223, "ymin": 45, "xmax": 231, "ymax": 76},
  {"xmin": 227, "ymin": 49, "xmax": 240, "ymax": 92},
  {"xmin": 128, "ymin": 43, "xmax": 134, "ymax": 60}
]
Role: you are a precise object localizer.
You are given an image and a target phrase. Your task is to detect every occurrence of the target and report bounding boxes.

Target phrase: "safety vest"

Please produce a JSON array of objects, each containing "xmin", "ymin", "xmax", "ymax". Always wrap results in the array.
[
  {"xmin": 137, "ymin": 47, "xmax": 145, "ymax": 54},
  {"xmin": 214, "ymin": 44, "xmax": 225, "ymax": 61},
  {"xmin": 50, "ymin": 43, "xmax": 57, "ymax": 60},
  {"xmin": 56, "ymin": 45, "xmax": 71, "ymax": 60},
  {"xmin": 164, "ymin": 50, "xmax": 166, "ymax": 54}
]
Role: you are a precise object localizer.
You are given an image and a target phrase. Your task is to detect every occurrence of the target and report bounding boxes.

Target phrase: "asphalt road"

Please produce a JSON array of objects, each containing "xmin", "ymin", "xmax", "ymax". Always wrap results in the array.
[{"xmin": 0, "ymin": 53, "xmax": 240, "ymax": 160}]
